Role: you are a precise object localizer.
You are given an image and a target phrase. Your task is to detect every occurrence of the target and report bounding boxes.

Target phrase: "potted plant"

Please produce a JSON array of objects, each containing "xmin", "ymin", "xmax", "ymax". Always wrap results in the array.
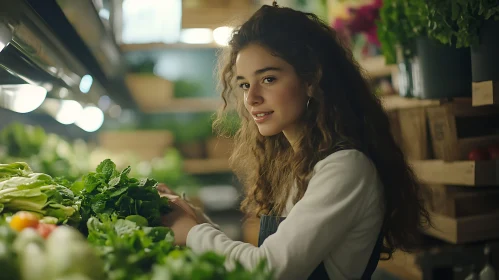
[
  {"xmin": 376, "ymin": 0, "xmax": 422, "ymax": 97},
  {"xmin": 423, "ymin": 0, "xmax": 499, "ymax": 82},
  {"xmin": 377, "ymin": 0, "xmax": 472, "ymax": 99}
]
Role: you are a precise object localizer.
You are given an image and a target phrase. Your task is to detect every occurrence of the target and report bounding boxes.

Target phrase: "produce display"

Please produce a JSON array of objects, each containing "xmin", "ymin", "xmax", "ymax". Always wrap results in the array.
[
  {"xmin": 0, "ymin": 160, "xmax": 273, "ymax": 280},
  {"xmin": 0, "ymin": 123, "xmax": 91, "ymax": 181},
  {"xmin": 0, "ymin": 122, "xmax": 201, "ymax": 195}
]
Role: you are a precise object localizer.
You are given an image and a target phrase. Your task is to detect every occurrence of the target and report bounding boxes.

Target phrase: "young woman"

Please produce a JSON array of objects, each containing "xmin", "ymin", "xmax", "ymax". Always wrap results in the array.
[{"xmin": 162, "ymin": 2, "xmax": 431, "ymax": 279}]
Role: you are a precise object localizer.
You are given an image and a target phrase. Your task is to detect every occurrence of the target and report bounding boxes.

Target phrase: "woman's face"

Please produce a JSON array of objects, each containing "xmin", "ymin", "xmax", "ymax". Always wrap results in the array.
[{"xmin": 235, "ymin": 43, "xmax": 309, "ymax": 143}]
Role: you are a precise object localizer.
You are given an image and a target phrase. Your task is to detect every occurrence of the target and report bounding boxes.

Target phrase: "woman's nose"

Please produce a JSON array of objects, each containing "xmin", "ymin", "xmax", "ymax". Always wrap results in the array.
[{"xmin": 245, "ymin": 85, "xmax": 263, "ymax": 106}]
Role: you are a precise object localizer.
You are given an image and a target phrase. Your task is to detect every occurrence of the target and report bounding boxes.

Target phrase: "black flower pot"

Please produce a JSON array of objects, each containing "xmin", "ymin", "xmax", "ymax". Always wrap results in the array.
[
  {"xmin": 471, "ymin": 19, "xmax": 499, "ymax": 82},
  {"xmin": 395, "ymin": 46, "xmax": 414, "ymax": 98},
  {"xmin": 411, "ymin": 37, "xmax": 472, "ymax": 99}
]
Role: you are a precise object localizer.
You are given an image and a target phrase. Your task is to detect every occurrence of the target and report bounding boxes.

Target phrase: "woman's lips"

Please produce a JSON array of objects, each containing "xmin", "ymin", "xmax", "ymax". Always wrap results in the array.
[{"xmin": 252, "ymin": 111, "xmax": 273, "ymax": 123}]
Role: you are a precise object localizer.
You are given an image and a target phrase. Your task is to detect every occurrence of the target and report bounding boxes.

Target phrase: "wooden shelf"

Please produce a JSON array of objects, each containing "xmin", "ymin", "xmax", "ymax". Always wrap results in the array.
[
  {"xmin": 183, "ymin": 158, "xmax": 231, "ymax": 174},
  {"xmin": 381, "ymin": 95, "xmax": 442, "ymax": 112},
  {"xmin": 410, "ymin": 159, "xmax": 499, "ymax": 186},
  {"xmin": 359, "ymin": 55, "xmax": 397, "ymax": 78},
  {"xmin": 146, "ymin": 97, "xmax": 222, "ymax": 113},
  {"xmin": 425, "ymin": 211, "xmax": 499, "ymax": 244},
  {"xmin": 472, "ymin": 80, "xmax": 499, "ymax": 106},
  {"xmin": 120, "ymin": 42, "xmax": 222, "ymax": 52}
]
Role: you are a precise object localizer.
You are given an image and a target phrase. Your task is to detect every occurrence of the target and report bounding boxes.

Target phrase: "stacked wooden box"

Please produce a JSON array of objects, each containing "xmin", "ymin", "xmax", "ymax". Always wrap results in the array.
[{"xmin": 384, "ymin": 95, "xmax": 499, "ymax": 245}]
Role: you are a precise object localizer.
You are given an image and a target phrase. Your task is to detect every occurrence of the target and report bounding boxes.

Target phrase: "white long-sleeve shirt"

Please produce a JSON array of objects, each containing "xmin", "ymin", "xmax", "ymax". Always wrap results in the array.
[{"xmin": 186, "ymin": 149, "xmax": 385, "ymax": 280}]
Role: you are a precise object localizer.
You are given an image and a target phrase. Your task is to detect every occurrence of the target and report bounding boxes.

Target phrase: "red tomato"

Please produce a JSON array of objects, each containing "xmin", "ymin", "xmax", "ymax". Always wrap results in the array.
[
  {"xmin": 36, "ymin": 223, "xmax": 57, "ymax": 239},
  {"xmin": 468, "ymin": 148, "xmax": 490, "ymax": 161},
  {"xmin": 487, "ymin": 144, "xmax": 499, "ymax": 160}
]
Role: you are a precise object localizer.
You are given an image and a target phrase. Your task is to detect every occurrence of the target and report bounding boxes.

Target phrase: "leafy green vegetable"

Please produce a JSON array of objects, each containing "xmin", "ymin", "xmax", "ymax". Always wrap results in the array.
[
  {"xmin": 86, "ymin": 215, "xmax": 175, "ymax": 280},
  {"xmin": 0, "ymin": 163, "xmax": 79, "ymax": 224},
  {"xmin": 0, "ymin": 123, "xmax": 46, "ymax": 159},
  {"xmin": 0, "ymin": 220, "xmax": 21, "ymax": 280},
  {"xmin": 151, "ymin": 249, "xmax": 274, "ymax": 280},
  {"xmin": 77, "ymin": 159, "xmax": 171, "ymax": 232},
  {"xmin": 87, "ymin": 216, "xmax": 274, "ymax": 280},
  {"xmin": 0, "ymin": 162, "xmax": 32, "ymax": 180}
]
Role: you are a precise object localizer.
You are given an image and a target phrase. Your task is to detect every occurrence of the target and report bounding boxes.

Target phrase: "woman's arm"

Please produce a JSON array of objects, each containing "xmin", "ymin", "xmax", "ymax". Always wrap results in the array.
[{"xmin": 186, "ymin": 150, "xmax": 383, "ymax": 279}]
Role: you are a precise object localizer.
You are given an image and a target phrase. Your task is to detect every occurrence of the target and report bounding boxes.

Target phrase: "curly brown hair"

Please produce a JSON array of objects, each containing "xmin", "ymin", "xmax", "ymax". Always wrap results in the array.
[{"xmin": 213, "ymin": 4, "xmax": 431, "ymax": 259}]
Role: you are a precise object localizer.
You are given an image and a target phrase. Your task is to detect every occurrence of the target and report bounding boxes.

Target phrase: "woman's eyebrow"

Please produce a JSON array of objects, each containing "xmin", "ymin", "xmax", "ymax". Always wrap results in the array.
[{"xmin": 236, "ymin": 66, "xmax": 283, "ymax": 81}]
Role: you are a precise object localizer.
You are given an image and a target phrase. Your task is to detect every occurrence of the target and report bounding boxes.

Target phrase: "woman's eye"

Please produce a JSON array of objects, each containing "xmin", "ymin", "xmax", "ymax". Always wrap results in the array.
[
  {"xmin": 263, "ymin": 77, "xmax": 276, "ymax": 84},
  {"xmin": 239, "ymin": 83, "xmax": 249, "ymax": 90}
]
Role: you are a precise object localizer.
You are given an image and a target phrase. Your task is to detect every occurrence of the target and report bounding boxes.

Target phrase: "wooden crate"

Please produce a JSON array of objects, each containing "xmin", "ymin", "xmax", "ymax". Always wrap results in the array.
[
  {"xmin": 426, "ymin": 99, "xmax": 499, "ymax": 161},
  {"xmin": 398, "ymin": 107, "xmax": 431, "ymax": 160},
  {"xmin": 206, "ymin": 137, "xmax": 234, "ymax": 159},
  {"xmin": 383, "ymin": 95, "xmax": 442, "ymax": 160},
  {"xmin": 425, "ymin": 211, "xmax": 499, "ymax": 244},
  {"xmin": 125, "ymin": 74, "xmax": 174, "ymax": 112},
  {"xmin": 388, "ymin": 109, "xmax": 430, "ymax": 160},
  {"xmin": 411, "ymin": 159, "xmax": 499, "ymax": 186},
  {"xmin": 98, "ymin": 130, "xmax": 174, "ymax": 160},
  {"xmin": 424, "ymin": 184, "xmax": 499, "ymax": 218}
]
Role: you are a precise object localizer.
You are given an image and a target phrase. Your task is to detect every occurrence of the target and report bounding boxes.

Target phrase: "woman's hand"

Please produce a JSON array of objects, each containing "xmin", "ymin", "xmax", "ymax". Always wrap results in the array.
[
  {"xmin": 158, "ymin": 184, "xmax": 220, "ymax": 228},
  {"xmin": 161, "ymin": 197, "xmax": 199, "ymax": 246}
]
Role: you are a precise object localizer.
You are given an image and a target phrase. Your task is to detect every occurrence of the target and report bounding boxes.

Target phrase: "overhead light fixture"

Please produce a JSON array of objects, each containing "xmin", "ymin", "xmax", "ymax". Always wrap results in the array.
[
  {"xmin": 108, "ymin": 104, "xmax": 122, "ymax": 118},
  {"xmin": 0, "ymin": 22, "xmax": 13, "ymax": 53},
  {"xmin": 0, "ymin": 84, "xmax": 47, "ymax": 113},
  {"xmin": 75, "ymin": 106, "xmax": 104, "ymax": 132},
  {"xmin": 98, "ymin": 95, "xmax": 111, "ymax": 111},
  {"xmin": 55, "ymin": 100, "xmax": 83, "ymax": 125},
  {"xmin": 79, "ymin": 74, "xmax": 93, "ymax": 93},
  {"xmin": 58, "ymin": 87, "xmax": 69, "ymax": 98},
  {"xmin": 42, "ymin": 98, "xmax": 83, "ymax": 125},
  {"xmin": 180, "ymin": 28, "xmax": 213, "ymax": 44},
  {"xmin": 213, "ymin": 26, "xmax": 234, "ymax": 46}
]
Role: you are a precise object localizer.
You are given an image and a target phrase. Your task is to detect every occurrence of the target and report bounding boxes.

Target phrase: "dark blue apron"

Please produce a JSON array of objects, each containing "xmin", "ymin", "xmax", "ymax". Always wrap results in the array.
[{"xmin": 258, "ymin": 215, "xmax": 384, "ymax": 280}]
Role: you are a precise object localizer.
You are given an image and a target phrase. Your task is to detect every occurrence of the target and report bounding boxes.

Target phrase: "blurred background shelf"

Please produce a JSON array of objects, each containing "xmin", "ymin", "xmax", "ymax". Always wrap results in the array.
[
  {"xmin": 183, "ymin": 158, "xmax": 230, "ymax": 174},
  {"xmin": 359, "ymin": 55, "xmax": 397, "ymax": 78},
  {"xmin": 381, "ymin": 95, "xmax": 443, "ymax": 112},
  {"xmin": 120, "ymin": 42, "xmax": 221, "ymax": 52},
  {"xmin": 148, "ymin": 98, "xmax": 222, "ymax": 113}
]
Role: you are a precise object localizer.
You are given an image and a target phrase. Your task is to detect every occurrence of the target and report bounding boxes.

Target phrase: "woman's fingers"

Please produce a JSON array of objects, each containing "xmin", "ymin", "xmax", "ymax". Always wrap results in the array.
[{"xmin": 157, "ymin": 183, "xmax": 178, "ymax": 195}]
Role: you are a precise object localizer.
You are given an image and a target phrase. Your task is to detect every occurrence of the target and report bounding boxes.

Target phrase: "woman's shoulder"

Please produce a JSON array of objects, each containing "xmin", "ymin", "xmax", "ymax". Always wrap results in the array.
[{"xmin": 314, "ymin": 149, "xmax": 375, "ymax": 174}]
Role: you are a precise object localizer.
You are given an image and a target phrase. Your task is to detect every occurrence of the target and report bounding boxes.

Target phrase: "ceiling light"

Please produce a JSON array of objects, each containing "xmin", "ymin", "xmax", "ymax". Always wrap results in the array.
[
  {"xmin": 75, "ymin": 106, "xmax": 105, "ymax": 132},
  {"xmin": 79, "ymin": 74, "xmax": 93, "ymax": 93},
  {"xmin": 98, "ymin": 95, "xmax": 111, "ymax": 111},
  {"xmin": 180, "ymin": 28, "xmax": 213, "ymax": 44},
  {"xmin": 213, "ymin": 26, "xmax": 233, "ymax": 46},
  {"xmin": 58, "ymin": 87, "xmax": 69, "ymax": 98},
  {"xmin": 0, "ymin": 84, "xmax": 47, "ymax": 113},
  {"xmin": 0, "ymin": 23, "xmax": 12, "ymax": 53},
  {"xmin": 108, "ymin": 104, "xmax": 122, "ymax": 118},
  {"xmin": 55, "ymin": 100, "xmax": 83, "ymax": 125}
]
